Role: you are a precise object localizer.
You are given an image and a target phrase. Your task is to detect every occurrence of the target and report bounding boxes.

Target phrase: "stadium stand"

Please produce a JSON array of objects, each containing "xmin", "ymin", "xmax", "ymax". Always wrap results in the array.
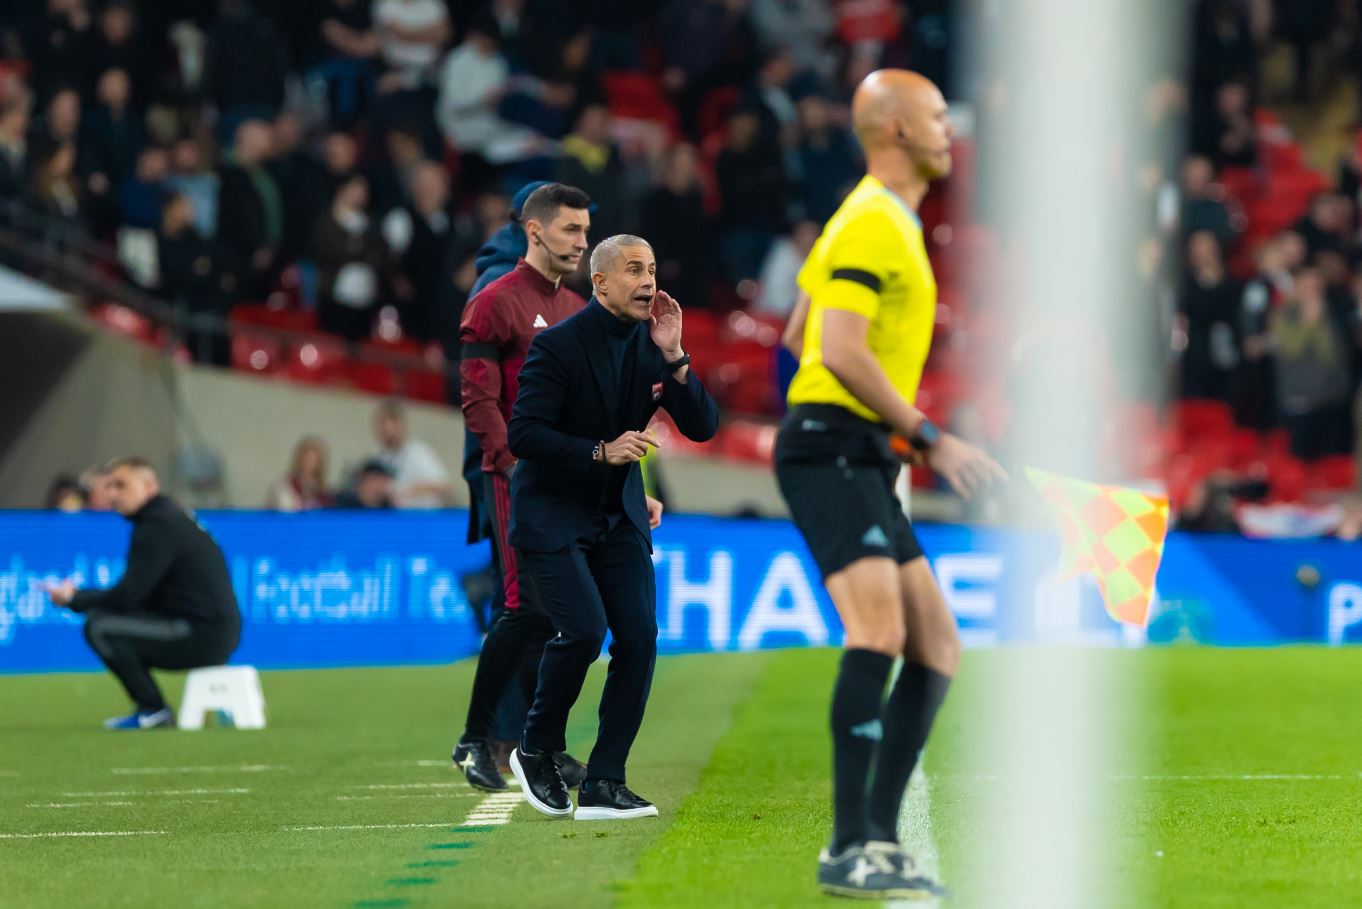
[{"xmin": 0, "ymin": 0, "xmax": 1360, "ymax": 523}]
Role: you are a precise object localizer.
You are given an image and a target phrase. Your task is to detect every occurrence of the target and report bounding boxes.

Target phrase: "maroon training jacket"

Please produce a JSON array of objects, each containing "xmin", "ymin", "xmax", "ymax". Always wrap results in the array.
[{"xmin": 459, "ymin": 259, "xmax": 585, "ymax": 474}]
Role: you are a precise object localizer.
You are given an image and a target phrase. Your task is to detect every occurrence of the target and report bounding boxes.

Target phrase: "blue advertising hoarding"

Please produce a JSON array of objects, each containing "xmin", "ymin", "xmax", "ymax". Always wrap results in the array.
[{"xmin": 0, "ymin": 509, "xmax": 1357, "ymax": 674}]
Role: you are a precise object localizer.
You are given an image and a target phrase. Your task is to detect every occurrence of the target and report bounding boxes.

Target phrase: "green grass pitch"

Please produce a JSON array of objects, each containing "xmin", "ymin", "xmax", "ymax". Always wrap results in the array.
[{"xmin": 3, "ymin": 647, "xmax": 1361, "ymax": 908}]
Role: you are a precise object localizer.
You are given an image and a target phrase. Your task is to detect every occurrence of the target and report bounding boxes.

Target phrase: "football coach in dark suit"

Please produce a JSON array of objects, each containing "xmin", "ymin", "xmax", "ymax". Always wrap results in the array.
[{"xmin": 506, "ymin": 233, "xmax": 718, "ymax": 821}]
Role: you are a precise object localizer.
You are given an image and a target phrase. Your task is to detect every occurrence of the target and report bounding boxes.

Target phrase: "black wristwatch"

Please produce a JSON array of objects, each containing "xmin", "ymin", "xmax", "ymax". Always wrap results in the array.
[
  {"xmin": 664, "ymin": 352, "xmax": 691, "ymax": 372},
  {"xmin": 910, "ymin": 417, "xmax": 941, "ymax": 450}
]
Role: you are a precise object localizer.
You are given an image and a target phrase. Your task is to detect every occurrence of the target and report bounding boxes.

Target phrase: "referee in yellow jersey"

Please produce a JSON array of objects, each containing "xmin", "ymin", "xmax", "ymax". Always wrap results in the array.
[{"xmin": 775, "ymin": 69, "xmax": 1005, "ymax": 900}]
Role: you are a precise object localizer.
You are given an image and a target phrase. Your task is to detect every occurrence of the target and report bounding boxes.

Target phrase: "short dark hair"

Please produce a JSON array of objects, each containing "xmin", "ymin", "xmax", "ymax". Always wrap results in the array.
[
  {"xmin": 358, "ymin": 458, "xmax": 395, "ymax": 479},
  {"xmin": 46, "ymin": 474, "xmax": 81, "ymax": 507},
  {"xmin": 102, "ymin": 455, "xmax": 155, "ymax": 474},
  {"xmin": 519, "ymin": 183, "xmax": 591, "ymax": 228}
]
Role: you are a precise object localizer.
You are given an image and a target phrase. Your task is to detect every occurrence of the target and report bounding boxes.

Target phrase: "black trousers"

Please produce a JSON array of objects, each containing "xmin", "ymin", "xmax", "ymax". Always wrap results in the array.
[
  {"xmin": 463, "ymin": 473, "xmax": 555, "ymax": 741},
  {"xmin": 83, "ymin": 610, "xmax": 239, "ymax": 712},
  {"xmin": 520, "ymin": 518, "xmax": 657, "ymax": 782}
]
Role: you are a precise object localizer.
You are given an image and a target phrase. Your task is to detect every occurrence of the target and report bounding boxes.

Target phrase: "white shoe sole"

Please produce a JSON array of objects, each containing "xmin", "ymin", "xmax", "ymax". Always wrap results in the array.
[
  {"xmin": 819, "ymin": 882, "xmax": 932, "ymax": 900},
  {"xmin": 574, "ymin": 805, "xmax": 660, "ymax": 821},
  {"xmin": 508, "ymin": 748, "xmax": 572, "ymax": 818}
]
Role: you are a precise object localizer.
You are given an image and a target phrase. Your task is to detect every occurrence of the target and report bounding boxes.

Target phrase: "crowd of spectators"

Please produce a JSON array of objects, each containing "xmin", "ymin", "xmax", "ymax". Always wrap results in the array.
[
  {"xmin": 15, "ymin": 0, "xmax": 1362, "ymax": 530},
  {"xmin": 1144, "ymin": 0, "xmax": 1362, "ymax": 467},
  {"xmin": 0, "ymin": 0, "xmax": 958, "ymax": 366},
  {"xmin": 50, "ymin": 398, "xmax": 454, "ymax": 512}
]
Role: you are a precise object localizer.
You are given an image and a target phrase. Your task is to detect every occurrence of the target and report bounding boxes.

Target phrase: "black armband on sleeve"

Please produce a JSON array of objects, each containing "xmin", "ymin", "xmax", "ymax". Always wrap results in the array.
[
  {"xmin": 461, "ymin": 342, "xmax": 501, "ymax": 361},
  {"xmin": 830, "ymin": 268, "xmax": 882, "ymax": 293}
]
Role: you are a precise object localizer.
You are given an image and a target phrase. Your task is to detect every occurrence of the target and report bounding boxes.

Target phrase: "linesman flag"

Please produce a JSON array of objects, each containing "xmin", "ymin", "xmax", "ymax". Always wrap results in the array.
[{"xmin": 1024, "ymin": 468, "xmax": 1170, "ymax": 627}]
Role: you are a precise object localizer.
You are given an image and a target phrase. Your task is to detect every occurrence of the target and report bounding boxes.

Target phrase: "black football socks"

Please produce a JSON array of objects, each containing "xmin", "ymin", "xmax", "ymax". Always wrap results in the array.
[
  {"xmin": 866, "ymin": 661, "xmax": 952, "ymax": 843},
  {"xmin": 829, "ymin": 648, "xmax": 895, "ymax": 853}
]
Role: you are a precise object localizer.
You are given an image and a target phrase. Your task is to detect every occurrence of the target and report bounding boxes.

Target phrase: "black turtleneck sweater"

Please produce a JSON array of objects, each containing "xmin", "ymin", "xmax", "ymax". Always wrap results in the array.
[
  {"xmin": 585, "ymin": 296, "xmax": 639, "ymax": 387},
  {"xmin": 584, "ymin": 297, "xmax": 642, "ymax": 517}
]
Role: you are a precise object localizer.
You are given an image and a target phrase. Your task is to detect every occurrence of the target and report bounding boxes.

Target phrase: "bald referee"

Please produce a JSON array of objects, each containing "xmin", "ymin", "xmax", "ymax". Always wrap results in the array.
[{"xmin": 776, "ymin": 70, "xmax": 1005, "ymax": 899}]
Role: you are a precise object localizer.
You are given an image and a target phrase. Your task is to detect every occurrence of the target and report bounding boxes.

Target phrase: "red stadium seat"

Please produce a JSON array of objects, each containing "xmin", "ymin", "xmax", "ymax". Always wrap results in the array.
[
  {"xmin": 1310, "ymin": 455, "xmax": 1357, "ymax": 492},
  {"xmin": 350, "ymin": 361, "xmax": 397, "ymax": 395},
  {"xmin": 721, "ymin": 310, "xmax": 782, "ymax": 348},
  {"xmin": 401, "ymin": 369, "xmax": 448, "ymax": 404},
  {"xmin": 1264, "ymin": 453, "xmax": 1308, "ymax": 503},
  {"xmin": 231, "ymin": 331, "xmax": 284, "ymax": 374},
  {"xmin": 707, "ymin": 344, "xmax": 776, "ymax": 415},
  {"xmin": 88, "ymin": 301, "xmax": 157, "ymax": 344},
  {"xmin": 601, "ymin": 71, "xmax": 679, "ymax": 131},
  {"xmin": 283, "ymin": 335, "xmax": 349, "ymax": 386},
  {"xmin": 1173, "ymin": 399, "xmax": 1233, "ymax": 440},
  {"xmin": 229, "ymin": 303, "xmax": 318, "ymax": 333},
  {"xmin": 683, "ymin": 309, "xmax": 722, "ymax": 365},
  {"xmin": 1216, "ymin": 166, "xmax": 1260, "ymax": 205},
  {"xmin": 696, "ymin": 87, "xmax": 741, "ymax": 142},
  {"xmin": 1261, "ymin": 141, "xmax": 1303, "ymax": 173},
  {"xmin": 714, "ymin": 420, "xmax": 777, "ymax": 465}
]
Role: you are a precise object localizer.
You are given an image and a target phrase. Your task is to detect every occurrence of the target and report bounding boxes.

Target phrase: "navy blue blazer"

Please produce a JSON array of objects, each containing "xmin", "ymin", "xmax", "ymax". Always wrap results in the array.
[{"xmin": 507, "ymin": 299, "xmax": 720, "ymax": 552}]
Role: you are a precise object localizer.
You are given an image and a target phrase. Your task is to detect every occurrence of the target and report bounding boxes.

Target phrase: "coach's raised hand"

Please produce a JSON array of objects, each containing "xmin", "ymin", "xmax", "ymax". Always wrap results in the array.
[
  {"xmin": 649, "ymin": 290, "xmax": 683, "ymax": 358},
  {"xmin": 604, "ymin": 430, "xmax": 659, "ymax": 465}
]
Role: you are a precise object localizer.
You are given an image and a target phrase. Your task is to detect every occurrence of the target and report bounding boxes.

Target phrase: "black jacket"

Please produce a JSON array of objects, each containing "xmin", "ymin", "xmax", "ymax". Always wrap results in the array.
[
  {"xmin": 507, "ymin": 298, "xmax": 719, "ymax": 552},
  {"xmin": 216, "ymin": 164, "xmax": 277, "ymax": 262},
  {"xmin": 69, "ymin": 496, "xmax": 241, "ymax": 631}
]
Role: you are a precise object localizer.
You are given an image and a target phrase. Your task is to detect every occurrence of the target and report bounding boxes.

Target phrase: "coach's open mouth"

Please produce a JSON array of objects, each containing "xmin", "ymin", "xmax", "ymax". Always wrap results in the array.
[{"xmin": 632, "ymin": 292, "xmax": 654, "ymax": 304}]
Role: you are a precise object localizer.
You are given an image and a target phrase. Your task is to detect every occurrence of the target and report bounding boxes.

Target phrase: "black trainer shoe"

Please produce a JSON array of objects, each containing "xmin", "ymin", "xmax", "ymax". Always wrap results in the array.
[
  {"xmin": 509, "ymin": 747, "xmax": 572, "ymax": 818},
  {"xmin": 553, "ymin": 752, "xmax": 588, "ymax": 789},
  {"xmin": 574, "ymin": 779, "xmax": 659, "ymax": 821},
  {"xmin": 817, "ymin": 843, "xmax": 936, "ymax": 900},
  {"xmin": 452, "ymin": 739, "xmax": 508, "ymax": 792}
]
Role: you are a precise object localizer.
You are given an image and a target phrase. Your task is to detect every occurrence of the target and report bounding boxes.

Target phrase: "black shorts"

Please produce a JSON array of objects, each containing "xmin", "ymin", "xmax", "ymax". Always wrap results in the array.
[{"xmin": 774, "ymin": 403, "xmax": 923, "ymax": 579}]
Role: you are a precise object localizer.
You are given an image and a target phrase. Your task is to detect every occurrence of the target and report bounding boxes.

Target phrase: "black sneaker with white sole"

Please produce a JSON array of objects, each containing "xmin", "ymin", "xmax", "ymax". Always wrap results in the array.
[
  {"xmin": 574, "ymin": 779, "xmax": 659, "ymax": 821},
  {"xmin": 818, "ymin": 843, "xmax": 938, "ymax": 900},
  {"xmin": 553, "ymin": 751, "xmax": 588, "ymax": 789},
  {"xmin": 452, "ymin": 739, "xmax": 508, "ymax": 792},
  {"xmin": 509, "ymin": 747, "xmax": 572, "ymax": 818}
]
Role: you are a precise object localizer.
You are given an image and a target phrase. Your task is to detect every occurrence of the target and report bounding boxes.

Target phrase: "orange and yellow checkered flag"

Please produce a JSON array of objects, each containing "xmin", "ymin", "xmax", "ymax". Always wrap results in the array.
[{"xmin": 1024, "ymin": 468, "xmax": 1170, "ymax": 627}]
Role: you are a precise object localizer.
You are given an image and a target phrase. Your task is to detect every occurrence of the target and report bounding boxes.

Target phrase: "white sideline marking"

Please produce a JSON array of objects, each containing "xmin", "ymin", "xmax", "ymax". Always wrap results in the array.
[
  {"xmin": 60, "ymin": 787, "xmax": 249, "ymax": 798},
  {"xmin": 458, "ymin": 790, "xmax": 523, "ymax": 827},
  {"xmin": 111, "ymin": 764, "xmax": 285, "ymax": 775},
  {"xmin": 0, "ymin": 830, "xmax": 167, "ymax": 840},
  {"xmin": 1127, "ymin": 774, "xmax": 1346, "ymax": 781},
  {"xmin": 354, "ymin": 782, "xmax": 466, "ymax": 791},
  {"xmin": 281, "ymin": 790, "xmax": 520, "ymax": 834},
  {"xmin": 29, "ymin": 802, "xmax": 135, "ymax": 809},
  {"xmin": 382, "ymin": 760, "xmax": 449, "ymax": 768},
  {"xmin": 335, "ymin": 793, "xmax": 482, "ymax": 801},
  {"xmin": 890, "ymin": 765, "xmax": 941, "ymax": 909},
  {"xmin": 284, "ymin": 823, "xmax": 457, "ymax": 832},
  {"xmin": 931, "ymin": 773, "xmax": 1355, "ymax": 783}
]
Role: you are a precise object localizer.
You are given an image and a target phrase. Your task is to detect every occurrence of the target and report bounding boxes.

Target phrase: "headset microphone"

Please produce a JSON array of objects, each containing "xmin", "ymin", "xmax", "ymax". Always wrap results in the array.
[{"xmin": 533, "ymin": 232, "xmax": 577, "ymax": 263}]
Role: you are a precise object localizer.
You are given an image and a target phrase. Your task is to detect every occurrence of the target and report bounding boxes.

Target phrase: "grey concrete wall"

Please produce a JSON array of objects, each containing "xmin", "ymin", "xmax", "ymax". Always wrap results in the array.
[
  {"xmin": 0, "ymin": 311, "xmax": 800, "ymax": 516},
  {"xmin": 0, "ymin": 311, "xmax": 177, "ymax": 507},
  {"xmin": 175, "ymin": 365, "xmax": 468, "ymax": 508}
]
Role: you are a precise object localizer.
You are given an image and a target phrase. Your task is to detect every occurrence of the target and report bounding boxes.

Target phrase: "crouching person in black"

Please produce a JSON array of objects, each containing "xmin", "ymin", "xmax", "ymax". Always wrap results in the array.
[{"xmin": 45, "ymin": 457, "xmax": 241, "ymax": 730}]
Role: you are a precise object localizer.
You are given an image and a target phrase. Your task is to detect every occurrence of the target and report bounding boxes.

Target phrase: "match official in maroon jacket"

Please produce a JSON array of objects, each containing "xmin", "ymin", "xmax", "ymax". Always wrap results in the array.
[{"xmin": 451, "ymin": 183, "xmax": 594, "ymax": 790}]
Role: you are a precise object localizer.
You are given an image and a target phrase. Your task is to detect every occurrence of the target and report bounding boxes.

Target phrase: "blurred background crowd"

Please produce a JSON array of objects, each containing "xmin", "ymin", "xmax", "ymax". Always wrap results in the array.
[{"xmin": 6, "ymin": 0, "xmax": 1362, "ymax": 537}]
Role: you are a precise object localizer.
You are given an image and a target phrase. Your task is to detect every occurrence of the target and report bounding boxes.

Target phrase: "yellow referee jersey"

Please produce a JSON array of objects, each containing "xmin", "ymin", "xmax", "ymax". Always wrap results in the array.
[{"xmin": 787, "ymin": 174, "xmax": 936, "ymax": 423}]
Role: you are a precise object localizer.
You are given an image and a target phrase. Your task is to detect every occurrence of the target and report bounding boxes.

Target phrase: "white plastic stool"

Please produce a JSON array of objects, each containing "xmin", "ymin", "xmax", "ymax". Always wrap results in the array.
[{"xmin": 178, "ymin": 665, "xmax": 267, "ymax": 730}]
